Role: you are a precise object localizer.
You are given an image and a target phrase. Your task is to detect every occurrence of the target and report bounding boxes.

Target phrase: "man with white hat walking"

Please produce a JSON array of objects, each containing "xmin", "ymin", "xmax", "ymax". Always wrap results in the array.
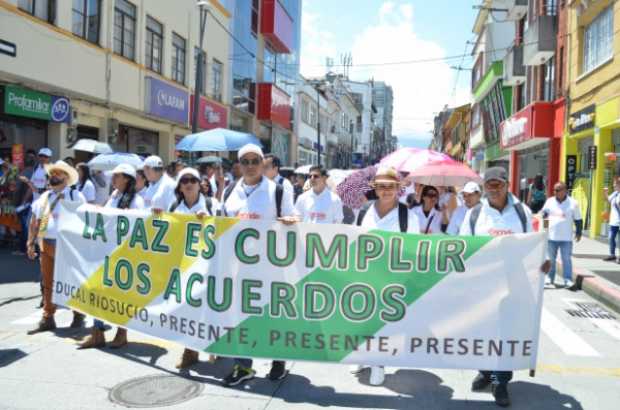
[
  {"xmin": 446, "ymin": 182, "xmax": 482, "ymax": 235},
  {"xmin": 26, "ymin": 160, "xmax": 87, "ymax": 334},
  {"xmin": 28, "ymin": 148, "xmax": 52, "ymax": 201},
  {"xmin": 142, "ymin": 155, "xmax": 176, "ymax": 210}
]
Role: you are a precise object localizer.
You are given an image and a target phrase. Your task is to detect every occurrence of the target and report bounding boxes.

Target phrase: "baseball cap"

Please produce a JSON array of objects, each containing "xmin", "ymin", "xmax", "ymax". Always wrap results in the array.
[
  {"xmin": 38, "ymin": 148, "xmax": 53, "ymax": 157},
  {"xmin": 176, "ymin": 167, "xmax": 200, "ymax": 185},
  {"xmin": 461, "ymin": 182, "xmax": 481, "ymax": 194},
  {"xmin": 483, "ymin": 167, "xmax": 508, "ymax": 183},
  {"xmin": 111, "ymin": 163, "xmax": 137, "ymax": 179},
  {"xmin": 143, "ymin": 155, "xmax": 164, "ymax": 169},
  {"xmin": 238, "ymin": 144, "xmax": 264, "ymax": 159}
]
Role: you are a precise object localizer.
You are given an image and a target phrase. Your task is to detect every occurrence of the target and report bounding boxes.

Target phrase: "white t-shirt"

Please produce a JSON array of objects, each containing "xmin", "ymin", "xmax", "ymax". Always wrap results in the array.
[
  {"xmin": 32, "ymin": 187, "xmax": 86, "ymax": 240},
  {"xmin": 137, "ymin": 187, "xmax": 148, "ymax": 199},
  {"xmin": 30, "ymin": 164, "xmax": 48, "ymax": 200},
  {"xmin": 411, "ymin": 206, "xmax": 444, "ymax": 234},
  {"xmin": 294, "ymin": 188, "xmax": 344, "ymax": 224},
  {"xmin": 169, "ymin": 195, "xmax": 220, "ymax": 216},
  {"xmin": 144, "ymin": 174, "xmax": 176, "ymax": 210},
  {"xmin": 78, "ymin": 179, "xmax": 97, "ymax": 203},
  {"xmin": 460, "ymin": 195, "xmax": 533, "ymax": 236},
  {"xmin": 93, "ymin": 171, "xmax": 112, "ymax": 206},
  {"xmin": 222, "ymin": 177, "xmax": 294, "ymax": 220},
  {"xmin": 275, "ymin": 175, "xmax": 295, "ymax": 198},
  {"xmin": 543, "ymin": 196, "xmax": 582, "ymax": 241},
  {"xmin": 359, "ymin": 202, "xmax": 420, "ymax": 234},
  {"xmin": 446, "ymin": 204, "xmax": 475, "ymax": 235},
  {"xmin": 608, "ymin": 191, "xmax": 620, "ymax": 227},
  {"xmin": 105, "ymin": 190, "xmax": 145, "ymax": 210}
]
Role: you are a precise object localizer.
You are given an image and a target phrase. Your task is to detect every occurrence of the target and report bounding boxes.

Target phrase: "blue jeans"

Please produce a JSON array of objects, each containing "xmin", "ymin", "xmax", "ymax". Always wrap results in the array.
[
  {"xmin": 609, "ymin": 225, "xmax": 620, "ymax": 256},
  {"xmin": 548, "ymin": 240, "xmax": 573, "ymax": 282},
  {"xmin": 480, "ymin": 370, "xmax": 513, "ymax": 385}
]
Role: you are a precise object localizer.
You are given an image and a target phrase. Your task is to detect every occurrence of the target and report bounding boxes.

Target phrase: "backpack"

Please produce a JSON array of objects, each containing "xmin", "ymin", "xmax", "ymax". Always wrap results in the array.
[
  {"xmin": 356, "ymin": 201, "xmax": 409, "ymax": 233},
  {"xmin": 469, "ymin": 202, "xmax": 527, "ymax": 235},
  {"xmin": 531, "ymin": 186, "xmax": 546, "ymax": 203},
  {"xmin": 169, "ymin": 196, "xmax": 213, "ymax": 215},
  {"xmin": 223, "ymin": 180, "xmax": 283, "ymax": 217}
]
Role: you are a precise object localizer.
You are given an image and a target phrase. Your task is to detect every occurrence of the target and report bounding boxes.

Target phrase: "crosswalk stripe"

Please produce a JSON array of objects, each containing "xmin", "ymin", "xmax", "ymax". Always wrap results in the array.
[
  {"xmin": 540, "ymin": 307, "xmax": 600, "ymax": 357},
  {"xmin": 563, "ymin": 299, "xmax": 620, "ymax": 341}
]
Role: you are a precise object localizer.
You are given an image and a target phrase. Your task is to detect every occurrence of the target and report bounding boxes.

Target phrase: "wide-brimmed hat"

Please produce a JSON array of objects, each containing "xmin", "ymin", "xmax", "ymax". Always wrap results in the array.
[
  {"xmin": 371, "ymin": 166, "xmax": 401, "ymax": 187},
  {"xmin": 45, "ymin": 160, "xmax": 79, "ymax": 186}
]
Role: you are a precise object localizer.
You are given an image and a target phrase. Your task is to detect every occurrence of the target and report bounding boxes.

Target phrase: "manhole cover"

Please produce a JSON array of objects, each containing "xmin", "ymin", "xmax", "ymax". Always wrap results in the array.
[{"xmin": 109, "ymin": 375, "xmax": 204, "ymax": 408}]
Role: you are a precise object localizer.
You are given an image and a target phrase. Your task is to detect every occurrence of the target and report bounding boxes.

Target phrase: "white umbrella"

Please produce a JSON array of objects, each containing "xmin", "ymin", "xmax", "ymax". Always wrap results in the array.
[
  {"xmin": 295, "ymin": 164, "xmax": 313, "ymax": 175},
  {"xmin": 327, "ymin": 169, "xmax": 355, "ymax": 187},
  {"xmin": 72, "ymin": 139, "xmax": 114, "ymax": 154},
  {"xmin": 88, "ymin": 153, "xmax": 143, "ymax": 172}
]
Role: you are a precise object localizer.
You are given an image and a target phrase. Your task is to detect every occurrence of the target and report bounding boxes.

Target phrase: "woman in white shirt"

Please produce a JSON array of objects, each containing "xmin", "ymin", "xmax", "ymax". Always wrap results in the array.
[
  {"xmin": 78, "ymin": 164, "xmax": 144, "ymax": 350},
  {"xmin": 411, "ymin": 185, "xmax": 448, "ymax": 234},
  {"xmin": 169, "ymin": 167, "xmax": 220, "ymax": 369},
  {"xmin": 75, "ymin": 163, "xmax": 96, "ymax": 204},
  {"xmin": 354, "ymin": 167, "xmax": 420, "ymax": 386},
  {"xmin": 136, "ymin": 168, "xmax": 149, "ymax": 199}
]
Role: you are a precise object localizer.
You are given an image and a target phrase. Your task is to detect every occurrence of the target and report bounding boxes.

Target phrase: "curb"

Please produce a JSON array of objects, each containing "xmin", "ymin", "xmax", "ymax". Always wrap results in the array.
[{"xmin": 571, "ymin": 266, "xmax": 620, "ymax": 314}]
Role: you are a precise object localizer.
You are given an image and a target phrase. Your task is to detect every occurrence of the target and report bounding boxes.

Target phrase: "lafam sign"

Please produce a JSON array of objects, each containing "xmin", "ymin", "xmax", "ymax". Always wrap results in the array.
[{"xmin": 145, "ymin": 77, "xmax": 189, "ymax": 125}]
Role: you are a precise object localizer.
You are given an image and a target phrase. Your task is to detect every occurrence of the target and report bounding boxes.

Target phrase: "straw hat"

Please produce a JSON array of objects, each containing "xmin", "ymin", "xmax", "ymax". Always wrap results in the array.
[
  {"xmin": 371, "ymin": 166, "xmax": 401, "ymax": 187},
  {"xmin": 45, "ymin": 160, "xmax": 79, "ymax": 186}
]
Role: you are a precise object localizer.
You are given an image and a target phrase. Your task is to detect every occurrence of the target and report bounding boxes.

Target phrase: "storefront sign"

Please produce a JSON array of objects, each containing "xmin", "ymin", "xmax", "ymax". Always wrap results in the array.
[
  {"xmin": 500, "ymin": 102, "xmax": 555, "ymax": 150},
  {"xmin": 257, "ymin": 83, "xmax": 291, "ymax": 130},
  {"xmin": 3, "ymin": 85, "xmax": 71, "ymax": 123},
  {"xmin": 588, "ymin": 146, "xmax": 597, "ymax": 170},
  {"xmin": 501, "ymin": 116, "xmax": 528, "ymax": 148},
  {"xmin": 569, "ymin": 105, "xmax": 595, "ymax": 133},
  {"xmin": 190, "ymin": 96, "xmax": 228, "ymax": 130},
  {"xmin": 566, "ymin": 155, "xmax": 577, "ymax": 190},
  {"xmin": 145, "ymin": 77, "xmax": 189, "ymax": 125}
]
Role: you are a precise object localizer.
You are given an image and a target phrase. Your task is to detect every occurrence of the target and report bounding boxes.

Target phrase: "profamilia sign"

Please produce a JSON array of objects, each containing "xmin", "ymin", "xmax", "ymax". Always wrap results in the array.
[{"xmin": 3, "ymin": 85, "xmax": 71, "ymax": 123}]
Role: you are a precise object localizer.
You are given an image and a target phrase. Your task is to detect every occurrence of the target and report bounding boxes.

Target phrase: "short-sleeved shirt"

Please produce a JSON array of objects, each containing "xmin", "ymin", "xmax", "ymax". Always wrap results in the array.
[
  {"xmin": 30, "ymin": 164, "xmax": 48, "ymax": 200},
  {"xmin": 144, "ymin": 174, "xmax": 176, "ymax": 210},
  {"xmin": 446, "ymin": 204, "xmax": 473, "ymax": 235},
  {"xmin": 78, "ymin": 179, "xmax": 97, "ymax": 203},
  {"xmin": 359, "ymin": 202, "xmax": 421, "ymax": 234},
  {"xmin": 172, "ymin": 195, "xmax": 219, "ymax": 216},
  {"xmin": 32, "ymin": 187, "xmax": 86, "ymax": 239},
  {"xmin": 411, "ymin": 206, "xmax": 443, "ymax": 234},
  {"xmin": 105, "ymin": 190, "xmax": 145, "ymax": 210},
  {"xmin": 222, "ymin": 177, "xmax": 294, "ymax": 220},
  {"xmin": 542, "ymin": 196, "xmax": 582, "ymax": 241},
  {"xmin": 460, "ymin": 195, "xmax": 533, "ymax": 236},
  {"xmin": 608, "ymin": 191, "xmax": 620, "ymax": 227},
  {"xmin": 294, "ymin": 188, "xmax": 344, "ymax": 224}
]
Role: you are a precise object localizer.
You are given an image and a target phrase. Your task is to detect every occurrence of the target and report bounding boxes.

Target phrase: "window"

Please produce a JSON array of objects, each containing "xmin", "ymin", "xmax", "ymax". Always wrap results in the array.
[
  {"xmin": 309, "ymin": 105, "xmax": 317, "ymax": 128},
  {"xmin": 194, "ymin": 48, "xmax": 207, "ymax": 95},
  {"xmin": 251, "ymin": 0, "xmax": 259, "ymax": 36},
  {"xmin": 583, "ymin": 6, "xmax": 614, "ymax": 74},
  {"xmin": 171, "ymin": 33, "xmax": 186, "ymax": 85},
  {"xmin": 471, "ymin": 54, "xmax": 484, "ymax": 90},
  {"xmin": 113, "ymin": 0, "xmax": 136, "ymax": 60},
  {"xmin": 18, "ymin": 0, "xmax": 55, "ymax": 23},
  {"xmin": 301, "ymin": 99, "xmax": 310, "ymax": 124},
  {"xmin": 471, "ymin": 104, "xmax": 481, "ymax": 130},
  {"xmin": 72, "ymin": 0, "xmax": 100, "ymax": 43},
  {"xmin": 210, "ymin": 59, "xmax": 223, "ymax": 102},
  {"xmin": 145, "ymin": 16, "xmax": 163, "ymax": 73}
]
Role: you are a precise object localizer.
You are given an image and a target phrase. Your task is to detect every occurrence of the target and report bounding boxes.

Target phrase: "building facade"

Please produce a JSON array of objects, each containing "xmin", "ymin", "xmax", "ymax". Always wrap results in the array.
[
  {"xmin": 0, "ymin": 0, "xmax": 231, "ymax": 163},
  {"xmin": 371, "ymin": 81, "xmax": 394, "ymax": 162}
]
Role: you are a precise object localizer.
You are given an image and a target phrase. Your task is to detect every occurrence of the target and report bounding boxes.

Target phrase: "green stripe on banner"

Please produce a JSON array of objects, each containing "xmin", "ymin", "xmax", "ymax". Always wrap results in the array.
[{"xmin": 205, "ymin": 231, "xmax": 493, "ymax": 362}]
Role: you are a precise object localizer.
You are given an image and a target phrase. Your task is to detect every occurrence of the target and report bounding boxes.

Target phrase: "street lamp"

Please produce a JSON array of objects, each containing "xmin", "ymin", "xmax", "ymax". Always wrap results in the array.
[{"xmin": 192, "ymin": 1, "xmax": 211, "ymax": 134}]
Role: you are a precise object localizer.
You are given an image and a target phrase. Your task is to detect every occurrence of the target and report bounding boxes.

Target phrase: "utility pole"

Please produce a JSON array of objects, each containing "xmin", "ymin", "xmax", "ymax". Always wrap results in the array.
[
  {"xmin": 192, "ymin": 1, "xmax": 210, "ymax": 134},
  {"xmin": 316, "ymin": 85, "xmax": 321, "ymax": 167}
]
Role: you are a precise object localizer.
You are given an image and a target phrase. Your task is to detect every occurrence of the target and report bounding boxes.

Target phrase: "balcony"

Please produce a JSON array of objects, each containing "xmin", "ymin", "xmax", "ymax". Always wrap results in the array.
[
  {"xmin": 256, "ymin": 83, "xmax": 291, "ymax": 130},
  {"xmin": 260, "ymin": 0, "xmax": 294, "ymax": 54},
  {"xmin": 503, "ymin": 44, "xmax": 525, "ymax": 86},
  {"xmin": 523, "ymin": 15, "xmax": 556, "ymax": 66}
]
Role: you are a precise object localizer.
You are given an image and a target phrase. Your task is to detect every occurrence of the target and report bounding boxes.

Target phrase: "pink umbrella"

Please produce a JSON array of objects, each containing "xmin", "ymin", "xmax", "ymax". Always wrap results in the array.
[
  {"xmin": 336, "ymin": 166, "xmax": 376, "ymax": 210},
  {"xmin": 380, "ymin": 148, "xmax": 453, "ymax": 173},
  {"xmin": 407, "ymin": 161, "xmax": 483, "ymax": 187}
]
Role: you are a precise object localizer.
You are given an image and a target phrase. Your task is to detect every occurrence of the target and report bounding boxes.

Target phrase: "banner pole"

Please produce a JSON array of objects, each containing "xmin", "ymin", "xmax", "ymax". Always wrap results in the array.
[{"xmin": 528, "ymin": 241, "xmax": 548, "ymax": 378}]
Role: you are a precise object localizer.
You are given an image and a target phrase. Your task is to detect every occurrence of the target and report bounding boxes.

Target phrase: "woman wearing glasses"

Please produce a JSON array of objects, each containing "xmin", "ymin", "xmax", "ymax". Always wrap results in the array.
[
  {"xmin": 411, "ymin": 185, "xmax": 449, "ymax": 234},
  {"xmin": 171, "ymin": 167, "xmax": 220, "ymax": 369},
  {"xmin": 353, "ymin": 167, "xmax": 420, "ymax": 386},
  {"xmin": 78, "ymin": 164, "xmax": 144, "ymax": 350}
]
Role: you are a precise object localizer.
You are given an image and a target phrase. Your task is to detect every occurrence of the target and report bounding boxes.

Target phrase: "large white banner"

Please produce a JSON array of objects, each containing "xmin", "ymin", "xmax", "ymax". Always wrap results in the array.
[{"xmin": 53, "ymin": 203, "xmax": 547, "ymax": 370}]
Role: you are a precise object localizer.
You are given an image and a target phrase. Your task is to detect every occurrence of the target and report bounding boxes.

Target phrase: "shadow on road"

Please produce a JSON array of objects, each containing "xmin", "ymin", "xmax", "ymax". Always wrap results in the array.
[
  {"xmin": 0, "ymin": 249, "xmax": 40, "ymax": 284},
  {"xmin": 0, "ymin": 349, "xmax": 28, "ymax": 368}
]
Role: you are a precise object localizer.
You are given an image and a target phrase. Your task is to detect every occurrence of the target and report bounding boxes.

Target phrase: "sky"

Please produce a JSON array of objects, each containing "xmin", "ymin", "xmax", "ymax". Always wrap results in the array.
[{"xmin": 300, "ymin": 0, "xmax": 478, "ymax": 149}]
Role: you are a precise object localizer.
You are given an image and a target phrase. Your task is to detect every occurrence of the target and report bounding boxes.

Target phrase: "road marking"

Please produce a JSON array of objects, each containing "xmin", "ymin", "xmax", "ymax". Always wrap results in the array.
[
  {"xmin": 540, "ymin": 308, "xmax": 600, "ymax": 357},
  {"xmin": 10, "ymin": 311, "xmax": 42, "ymax": 325},
  {"xmin": 563, "ymin": 299, "xmax": 620, "ymax": 341},
  {"xmin": 538, "ymin": 364, "xmax": 620, "ymax": 377}
]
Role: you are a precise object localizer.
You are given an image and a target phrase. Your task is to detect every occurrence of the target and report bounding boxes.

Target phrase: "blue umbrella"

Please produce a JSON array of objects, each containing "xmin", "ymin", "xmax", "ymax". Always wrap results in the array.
[{"xmin": 176, "ymin": 128, "xmax": 262, "ymax": 152}]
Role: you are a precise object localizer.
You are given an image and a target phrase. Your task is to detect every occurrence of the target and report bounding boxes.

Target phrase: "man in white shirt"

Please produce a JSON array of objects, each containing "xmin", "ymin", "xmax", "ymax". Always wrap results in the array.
[
  {"xmin": 142, "ymin": 155, "xmax": 176, "ymax": 210},
  {"xmin": 294, "ymin": 165, "xmax": 344, "ymax": 224},
  {"xmin": 29, "ymin": 147, "xmax": 52, "ymax": 201},
  {"xmin": 542, "ymin": 182, "xmax": 583, "ymax": 287},
  {"xmin": 26, "ymin": 160, "xmax": 86, "ymax": 334},
  {"xmin": 264, "ymin": 153, "xmax": 295, "ymax": 200},
  {"xmin": 221, "ymin": 144, "xmax": 295, "ymax": 387},
  {"xmin": 460, "ymin": 167, "xmax": 550, "ymax": 408},
  {"xmin": 446, "ymin": 182, "xmax": 482, "ymax": 235},
  {"xmin": 603, "ymin": 178, "xmax": 620, "ymax": 261}
]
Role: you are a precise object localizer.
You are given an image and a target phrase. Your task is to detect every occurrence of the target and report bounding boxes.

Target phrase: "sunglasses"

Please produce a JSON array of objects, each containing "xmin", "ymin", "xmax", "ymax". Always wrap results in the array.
[
  {"xmin": 240, "ymin": 158, "xmax": 261, "ymax": 166},
  {"xmin": 309, "ymin": 174, "xmax": 322, "ymax": 179},
  {"xmin": 375, "ymin": 183, "xmax": 398, "ymax": 190},
  {"xmin": 180, "ymin": 178, "xmax": 199, "ymax": 185}
]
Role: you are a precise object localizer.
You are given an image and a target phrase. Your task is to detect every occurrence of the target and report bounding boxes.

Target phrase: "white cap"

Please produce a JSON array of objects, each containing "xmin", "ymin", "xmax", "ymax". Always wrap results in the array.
[
  {"xmin": 143, "ymin": 155, "xmax": 164, "ymax": 169},
  {"xmin": 238, "ymin": 143, "xmax": 264, "ymax": 159},
  {"xmin": 111, "ymin": 163, "xmax": 136, "ymax": 179},
  {"xmin": 461, "ymin": 181, "xmax": 481, "ymax": 194},
  {"xmin": 38, "ymin": 148, "xmax": 53, "ymax": 157},
  {"xmin": 176, "ymin": 167, "xmax": 200, "ymax": 185}
]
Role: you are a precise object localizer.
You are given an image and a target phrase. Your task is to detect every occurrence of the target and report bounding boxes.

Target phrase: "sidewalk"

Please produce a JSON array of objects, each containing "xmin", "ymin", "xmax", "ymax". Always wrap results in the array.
[{"xmin": 567, "ymin": 236, "xmax": 620, "ymax": 313}]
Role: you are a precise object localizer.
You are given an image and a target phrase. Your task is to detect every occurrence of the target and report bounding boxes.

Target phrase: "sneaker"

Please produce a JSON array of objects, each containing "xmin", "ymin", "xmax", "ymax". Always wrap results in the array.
[
  {"xmin": 369, "ymin": 366, "xmax": 385, "ymax": 386},
  {"xmin": 564, "ymin": 279, "xmax": 574, "ymax": 288},
  {"xmin": 603, "ymin": 255, "xmax": 616, "ymax": 261},
  {"xmin": 492, "ymin": 383, "xmax": 511, "ymax": 407},
  {"xmin": 544, "ymin": 276, "xmax": 555, "ymax": 287},
  {"xmin": 223, "ymin": 365, "xmax": 256, "ymax": 387},
  {"xmin": 268, "ymin": 361, "xmax": 288, "ymax": 381},
  {"xmin": 471, "ymin": 372, "xmax": 492, "ymax": 391}
]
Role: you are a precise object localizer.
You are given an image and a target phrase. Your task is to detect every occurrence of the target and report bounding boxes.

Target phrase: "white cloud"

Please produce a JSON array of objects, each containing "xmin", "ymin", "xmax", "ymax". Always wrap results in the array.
[{"xmin": 299, "ymin": 9, "xmax": 338, "ymax": 78}]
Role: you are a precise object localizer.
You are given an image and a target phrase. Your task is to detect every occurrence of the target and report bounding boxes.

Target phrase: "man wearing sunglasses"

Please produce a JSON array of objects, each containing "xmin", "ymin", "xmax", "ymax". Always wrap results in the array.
[
  {"xmin": 221, "ymin": 143, "xmax": 295, "ymax": 387},
  {"xmin": 541, "ymin": 182, "xmax": 582, "ymax": 288},
  {"xmin": 294, "ymin": 165, "xmax": 343, "ymax": 224},
  {"xmin": 460, "ymin": 167, "xmax": 550, "ymax": 408}
]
